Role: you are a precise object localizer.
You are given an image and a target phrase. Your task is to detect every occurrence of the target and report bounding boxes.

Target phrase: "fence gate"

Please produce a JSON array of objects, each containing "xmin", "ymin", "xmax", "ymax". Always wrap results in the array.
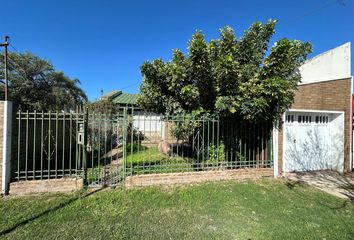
[{"xmin": 84, "ymin": 112, "xmax": 127, "ymax": 187}]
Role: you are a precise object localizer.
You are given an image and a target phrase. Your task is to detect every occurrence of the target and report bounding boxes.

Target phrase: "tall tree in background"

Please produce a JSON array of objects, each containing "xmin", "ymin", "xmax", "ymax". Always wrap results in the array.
[
  {"xmin": 0, "ymin": 52, "xmax": 87, "ymax": 110},
  {"xmin": 138, "ymin": 20, "xmax": 312, "ymax": 123}
]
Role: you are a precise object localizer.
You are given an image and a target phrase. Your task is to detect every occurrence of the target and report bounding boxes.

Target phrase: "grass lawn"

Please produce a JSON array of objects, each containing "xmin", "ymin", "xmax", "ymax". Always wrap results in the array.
[
  {"xmin": 1, "ymin": 179, "xmax": 354, "ymax": 239},
  {"xmin": 126, "ymin": 147, "xmax": 193, "ymax": 174}
]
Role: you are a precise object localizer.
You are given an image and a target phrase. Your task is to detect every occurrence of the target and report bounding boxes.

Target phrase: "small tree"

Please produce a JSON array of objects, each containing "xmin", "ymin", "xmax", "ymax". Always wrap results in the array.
[
  {"xmin": 138, "ymin": 20, "xmax": 312, "ymax": 123},
  {"xmin": 86, "ymin": 99, "xmax": 120, "ymax": 115}
]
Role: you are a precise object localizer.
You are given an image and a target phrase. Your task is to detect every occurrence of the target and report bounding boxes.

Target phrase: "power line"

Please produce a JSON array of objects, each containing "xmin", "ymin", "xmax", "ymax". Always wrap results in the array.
[
  {"xmin": 119, "ymin": 81, "xmax": 141, "ymax": 90},
  {"xmin": 281, "ymin": 0, "xmax": 348, "ymax": 26},
  {"xmin": 9, "ymin": 43, "xmax": 20, "ymax": 54}
]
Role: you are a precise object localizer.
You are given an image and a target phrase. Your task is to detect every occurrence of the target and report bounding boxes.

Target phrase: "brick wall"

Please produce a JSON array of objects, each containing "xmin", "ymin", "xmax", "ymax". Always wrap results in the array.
[
  {"xmin": 0, "ymin": 102, "xmax": 4, "ymax": 193},
  {"xmin": 278, "ymin": 78, "xmax": 352, "ymax": 174},
  {"xmin": 9, "ymin": 178, "xmax": 84, "ymax": 195},
  {"xmin": 125, "ymin": 168, "xmax": 273, "ymax": 188}
]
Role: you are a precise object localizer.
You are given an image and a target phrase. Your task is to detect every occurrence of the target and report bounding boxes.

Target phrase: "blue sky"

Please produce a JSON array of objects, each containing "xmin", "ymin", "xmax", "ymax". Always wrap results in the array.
[{"xmin": 1, "ymin": 0, "xmax": 353, "ymax": 100}]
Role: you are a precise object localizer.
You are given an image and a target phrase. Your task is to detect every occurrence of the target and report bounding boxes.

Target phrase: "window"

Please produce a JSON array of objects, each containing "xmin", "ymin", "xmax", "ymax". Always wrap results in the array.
[
  {"xmin": 286, "ymin": 114, "xmax": 294, "ymax": 123},
  {"xmin": 315, "ymin": 115, "xmax": 329, "ymax": 124}
]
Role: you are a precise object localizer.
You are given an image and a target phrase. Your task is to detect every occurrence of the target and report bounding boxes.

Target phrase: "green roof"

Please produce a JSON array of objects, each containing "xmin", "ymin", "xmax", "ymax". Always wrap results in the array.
[
  {"xmin": 111, "ymin": 93, "xmax": 139, "ymax": 105},
  {"xmin": 101, "ymin": 90, "xmax": 122, "ymax": 100}
]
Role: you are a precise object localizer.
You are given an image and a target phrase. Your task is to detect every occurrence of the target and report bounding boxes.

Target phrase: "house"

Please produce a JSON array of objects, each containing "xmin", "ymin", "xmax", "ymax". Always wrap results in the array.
[
  {"xmin": 101, "ymin": 90, "xmax": 140, "ymax": 112},
  {"xmin": 102, "ymin": 90, "xmax": 162, "ymax": 133},
  {"xmin": 274, "ymin": 42, "xmax": 352, "ymax": 176}
]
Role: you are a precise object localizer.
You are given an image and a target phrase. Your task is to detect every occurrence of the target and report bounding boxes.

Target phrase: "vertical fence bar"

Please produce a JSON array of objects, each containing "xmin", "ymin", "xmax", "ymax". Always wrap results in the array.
[
  {"xmin": 83, "ymin": 108, "xmax": 88, "ymax": 185},
  {"xmin": 115, "ymin": 113, "xmax": 119, "ymax": 183},
  {"xmin": 257, "ymin": 123, "xmax": 260, "ymax": 167},
  {"xmin": 92, "ymin": 112, "xmax": 95, "ymax": 184},
  {"xmin": 217, "ymin": 117, "xmax": 220, "ymax": 166},
  {"xmin": 197, "ymin": 116, "xmax": 200, "ymax": 167},
  {"xmin": 122, "ymin": 108, "xmax": 127, "ymax": 180},
  {"xmin": 104, "ymin": 113, "xmax": 107, "ymax": 183},
  {"xmin": 263, "ymin": 123, "xmax": 269, "ymax": 167},
  {"xmin": 110, "ymin": 116, "xmax": 113, "ymax": 184},
  {"xmin": 207, "ymin": 117, "xmax": 210, "ymax": 166},
  {"xmin": 260, "ymin": 122, "xmax": 265, "ymax": 165},
  {"xmin": 252, "ymin": 124, "xmax": 255, "ymax": 167},
  {"xmin": 146, "ymin": 112, "xmax": 149, "ymax": 174},
  {"xmin": 202, "ymin": 116, "xmax": 205, "ymax": 167},
  {"xmin": 55, "ymin": 111, "xmax": 58, "ymax": 178},
  {"xmin": 159, "ymin": 114, "xmax": 163, "ymax": 174},
  {"xmin": 33, "ymin": 111, "xmax": 36, "ymax": 179},
  {"xmin": 69, "ymin": 111, "xmax": 72, "ymax": 176},
  {"xmin": 41, "ymin": 111, "xmax": 44, "ymax": 180},
  {"xmin": 25, "ymin": 110, "xmax": 29, "ymax": 180},
  {"xmin": 230, "ymin": 120, "xmax": 235, "ymax": 163},
  {"xmin": 98, "ymin": 113, "xmax": 101, "ymax": 184},
  {"xmin": 75, "ymin": 109, "xmax": 78, "ymax": 177},
  {"xmin": 268, "ymin": 122, "xmax": 273, "ymax": 167},
  {"xmin": 130, "ymin": 113, "xmax": 133, "ymax": 176},
  {"xmin": 17, "ymin": 110, "xmax": 21, "ymax": 181},
  {"xmin": 48, "ymin": 111, "xmax": 51, "ymax": 179},
  {"xmin": 62, "ymin": 112, "xmax": 66, "ymax": 176}
]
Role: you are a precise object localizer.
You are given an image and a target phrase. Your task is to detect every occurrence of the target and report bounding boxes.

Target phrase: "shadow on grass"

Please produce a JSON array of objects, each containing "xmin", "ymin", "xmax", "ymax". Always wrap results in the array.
[
  {"xmin": 284, "ymin": 173, "xmax": 354, "ymax": 238},
  {"xmin": 0, "ymin": 188, "xmax": 104, "ymax": 237},
  {"xmin": 289, "ymin": 171, "xmax": 354, "ymax": 203}
]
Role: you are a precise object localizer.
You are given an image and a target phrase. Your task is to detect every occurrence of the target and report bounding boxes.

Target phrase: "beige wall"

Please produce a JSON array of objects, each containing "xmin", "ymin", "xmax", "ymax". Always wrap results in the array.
[{"xmin": 0, "ymin": 102, "xmax": 4, "ymax": 193}]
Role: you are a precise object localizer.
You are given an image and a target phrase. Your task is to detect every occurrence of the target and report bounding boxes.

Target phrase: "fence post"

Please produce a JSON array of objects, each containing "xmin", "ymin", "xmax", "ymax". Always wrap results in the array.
[
  {"xmin": 1, "ymin": 101, "xmax": 12, "ymax": 195},
  {"xmin": 121, "ymin": 107, "xmax": 127, "ymax": 181},
  {"xmin": 83, "ymin": 108, "xmax": 88, "ymax": 185},
  {"xmin": 272, "ymin": 123, "xmax": 279, "ymax": 177}
]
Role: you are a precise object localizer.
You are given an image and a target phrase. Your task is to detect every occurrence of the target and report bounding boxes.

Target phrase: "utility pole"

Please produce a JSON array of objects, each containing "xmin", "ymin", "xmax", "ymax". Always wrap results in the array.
[{"xmin": 0, "ymin": 36, "xmax": 9, "ymax": 101}]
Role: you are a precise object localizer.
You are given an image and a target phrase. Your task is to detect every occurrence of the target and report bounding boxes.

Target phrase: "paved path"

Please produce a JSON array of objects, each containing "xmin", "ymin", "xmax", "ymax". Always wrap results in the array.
[{"xmin": 286, "ymin": 171, "xmax": 354, "ymax": 201}]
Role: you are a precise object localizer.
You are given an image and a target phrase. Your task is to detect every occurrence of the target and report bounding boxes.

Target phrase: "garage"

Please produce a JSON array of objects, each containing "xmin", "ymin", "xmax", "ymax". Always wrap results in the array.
[{"xmin": 283, "ymin": 110, "xmax": 344, "ymax": 173}]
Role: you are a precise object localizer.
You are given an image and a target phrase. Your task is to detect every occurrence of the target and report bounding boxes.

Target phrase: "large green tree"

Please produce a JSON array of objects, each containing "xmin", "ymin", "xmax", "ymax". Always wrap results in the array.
[
  {"xmin": 0, "ymin": 51, "xmax": 87, "ymax": 110},
  {"xmin": 138, "ymin": 20, "xmax": 312, "ymax": 123}
]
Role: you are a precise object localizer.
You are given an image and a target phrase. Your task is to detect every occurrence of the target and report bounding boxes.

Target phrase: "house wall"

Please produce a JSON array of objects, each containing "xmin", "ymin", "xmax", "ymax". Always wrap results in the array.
[
  {"xmin": 0, "ymin": 101, "xmax": 12, "ymax": 195},
  {"xmin": 299, "ymin": 42, "xmax": 351, "ymax": 85},
  {"xmin": 277, "ymin": 77, "xmax": 352, "ymax": 174},
  {"xmin": 0, "ymin": 102, "xmax": 4, "ymax": 193}
]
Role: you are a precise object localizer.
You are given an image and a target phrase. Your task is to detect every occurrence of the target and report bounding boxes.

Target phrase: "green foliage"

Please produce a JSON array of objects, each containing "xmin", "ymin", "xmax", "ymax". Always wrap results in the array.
[
  {"xmin": 138, "ymin": 20, "xmax": 312, "ymax": 123},
  {"xmin": 126, "ymin": 143, "xmax": 148, "ymax": 155},
  {"xmin": 170, "ymin": 117, "xmax": 199, "ymax": 140},
  {"xmin": 0, "ymin": 51, "xmax": 87, "ymax": 110},
  {"xmin": 86, "ymin": 99, "xmax": 119, "ymax": 115},
  {"xmin": 204, "ymin": 142, "xmax": 226, "ymax": 165}
]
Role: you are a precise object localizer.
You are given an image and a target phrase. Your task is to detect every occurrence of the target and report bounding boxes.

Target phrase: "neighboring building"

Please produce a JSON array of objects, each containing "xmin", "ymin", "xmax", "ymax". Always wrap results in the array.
[{"xmin": 275, "ymin": 42, "xmax": 352, "ymax": 175}]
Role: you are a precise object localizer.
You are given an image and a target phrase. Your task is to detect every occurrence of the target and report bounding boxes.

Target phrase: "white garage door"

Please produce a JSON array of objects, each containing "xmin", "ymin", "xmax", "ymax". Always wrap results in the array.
[{"xmin": 283, "ymin": 111, "xmax": 344, "ymax": 172}]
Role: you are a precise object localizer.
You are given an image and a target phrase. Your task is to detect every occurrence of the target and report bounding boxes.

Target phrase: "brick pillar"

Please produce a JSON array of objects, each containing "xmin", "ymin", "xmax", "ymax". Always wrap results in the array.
[
  {"xmin": 0, "ymin": 101, "xmax": 12, "ymax": 195},
  {"xmin": 272, "ymin": 125, "xmax": 279, "ymax": 177}
]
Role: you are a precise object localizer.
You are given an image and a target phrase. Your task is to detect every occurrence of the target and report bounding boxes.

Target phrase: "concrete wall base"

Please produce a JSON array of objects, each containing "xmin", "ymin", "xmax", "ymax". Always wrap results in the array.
[
  {"xmin": 9, "ymin": 178, "xmax": 84, "ymax": 195},
  {"xmin": 125, "ymin": 168, "xmax": 273, "ymax": 188}
]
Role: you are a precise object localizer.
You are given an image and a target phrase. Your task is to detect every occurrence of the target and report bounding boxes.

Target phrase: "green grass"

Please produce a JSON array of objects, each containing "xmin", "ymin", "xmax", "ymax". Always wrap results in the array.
[
  {"xmin": 85, "ymin": 146, "xmax": 193, "ymax": 184},
  {"xmin": 126, "ymin": 147, "xmax": 193, "ymax": 174},
  {"xmin": 1, "ymin": 179, "xmax": 354, "ymax": 239},
  {"xmin": 126, "ymin": 146, "xmax": 163, "ymax": 165}
]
